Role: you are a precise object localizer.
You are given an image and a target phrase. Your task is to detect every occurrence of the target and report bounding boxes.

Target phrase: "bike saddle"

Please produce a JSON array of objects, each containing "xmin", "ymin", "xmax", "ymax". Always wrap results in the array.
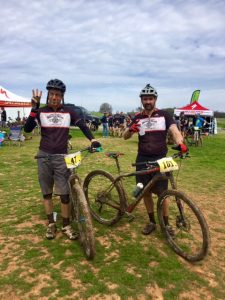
[{"xmin": 105, "ymin": 152, "xmax": 124, "ymax": 158}]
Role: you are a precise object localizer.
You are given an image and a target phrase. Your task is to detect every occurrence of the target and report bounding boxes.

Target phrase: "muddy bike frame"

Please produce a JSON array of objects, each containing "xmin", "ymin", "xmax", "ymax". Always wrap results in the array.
[{"xmin": 105, "ymin": 151, "xmax": 180, "ymax": 217}]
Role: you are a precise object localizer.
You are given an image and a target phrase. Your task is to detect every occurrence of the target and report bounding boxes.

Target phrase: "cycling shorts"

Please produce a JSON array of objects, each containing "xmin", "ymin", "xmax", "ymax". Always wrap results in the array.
[
  {"xmin": 37, "ymin": 150, "xmax": 70, "ymax": 196},
  {"xmin": 135, "ymin": 154, "xmax": 168, "ymax": 196}
]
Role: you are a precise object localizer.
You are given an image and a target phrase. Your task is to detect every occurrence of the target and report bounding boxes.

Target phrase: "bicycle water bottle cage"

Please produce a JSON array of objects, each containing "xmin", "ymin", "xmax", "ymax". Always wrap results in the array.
[{"xmin": 106, "ymin": 152, "xmax": 124, "ymax": 159}]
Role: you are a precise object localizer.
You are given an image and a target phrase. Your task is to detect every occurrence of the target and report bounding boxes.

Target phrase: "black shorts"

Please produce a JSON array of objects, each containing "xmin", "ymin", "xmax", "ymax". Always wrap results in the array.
[{"xmin": 136, "ymin": 154, "xmax": 168, "ymax": 196}]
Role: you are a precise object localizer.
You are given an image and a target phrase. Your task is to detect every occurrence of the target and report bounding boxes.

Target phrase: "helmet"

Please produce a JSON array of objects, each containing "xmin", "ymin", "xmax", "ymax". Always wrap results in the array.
[
  {"xmin": 46, "ymin": 79, "xmax": 66, "ymax": 93},
  {"xmin": 139, "ymin": 84, "xmax": 158, "ymax": 98}
]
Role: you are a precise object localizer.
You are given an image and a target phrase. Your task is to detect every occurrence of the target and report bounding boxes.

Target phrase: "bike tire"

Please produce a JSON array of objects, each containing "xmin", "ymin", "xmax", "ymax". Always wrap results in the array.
[
  {"xmin": 83, "ymin": 170, "xmax": 124, "ymax": 225},
  {"xmin": 157, "ymin": 189, "xmax": 210, "ymax": 262},
  {"xmin": 185, "ymin": 134, "xmax": 195, "ymax": 146},
  {"xmin": 199, "ymin": 134, "xmax": 203, "ymax": 147},
  {"xmin": 70, "ymin": 180, "xmax": 96, "ymax": 260}
]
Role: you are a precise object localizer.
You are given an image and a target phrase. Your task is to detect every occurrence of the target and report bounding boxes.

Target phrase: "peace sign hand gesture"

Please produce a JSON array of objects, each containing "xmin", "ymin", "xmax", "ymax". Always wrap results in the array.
[{"xmin": 31, "ymin": 89, "xmax": 42, "ymax": 110}]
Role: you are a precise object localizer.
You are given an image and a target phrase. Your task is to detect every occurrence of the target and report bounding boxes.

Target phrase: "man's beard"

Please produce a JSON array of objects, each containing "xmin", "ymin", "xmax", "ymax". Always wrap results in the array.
[{"xmin": 143, "ymin": 103, "xmax": 155, "ymax": 111}]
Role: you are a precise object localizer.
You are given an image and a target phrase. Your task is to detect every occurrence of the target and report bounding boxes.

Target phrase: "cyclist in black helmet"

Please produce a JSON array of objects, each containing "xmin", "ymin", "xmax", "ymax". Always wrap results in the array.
[
  {"xmin": 24, "ymin": 79, "xmax": 101, "ymax": 240},
  {"xmin": 124, "ymin": 84, "xmax": 187, "ymax": 236}
]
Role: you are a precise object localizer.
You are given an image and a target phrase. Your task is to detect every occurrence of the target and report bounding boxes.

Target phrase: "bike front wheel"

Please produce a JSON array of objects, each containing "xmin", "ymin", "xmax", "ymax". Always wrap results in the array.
[
  {"xmin": 83, "ymin": 170, "xmax": 124, "ymax": 225},
  {"xmin": 185, "ymin": 133, "xmax": 195, "ymax": 146},
  {"xmin": 157, "ymin": 189, "xmax": 210, "ymax": 262},
  {"xmin": 70, "ymin": 179, "xmax": 95, "ymax": 260}
]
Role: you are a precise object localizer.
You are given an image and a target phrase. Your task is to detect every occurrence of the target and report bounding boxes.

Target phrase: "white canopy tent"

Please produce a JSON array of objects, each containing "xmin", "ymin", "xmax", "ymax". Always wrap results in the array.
[{"xmin": 0, "ymin": 85, "xmax": 31, "ymax": 121}]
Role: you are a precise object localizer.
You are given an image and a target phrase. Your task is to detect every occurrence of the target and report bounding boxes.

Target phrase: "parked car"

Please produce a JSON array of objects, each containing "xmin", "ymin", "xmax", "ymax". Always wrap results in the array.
[{"xmin": 64, "ymin": 104, "xmax": 101, "ymax": 131}]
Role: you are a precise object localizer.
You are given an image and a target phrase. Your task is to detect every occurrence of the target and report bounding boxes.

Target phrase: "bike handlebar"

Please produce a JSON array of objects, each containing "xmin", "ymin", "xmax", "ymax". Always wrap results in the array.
[{"xmin": 131, "ymin": 150, "xmax": 190, "ymax": 167}]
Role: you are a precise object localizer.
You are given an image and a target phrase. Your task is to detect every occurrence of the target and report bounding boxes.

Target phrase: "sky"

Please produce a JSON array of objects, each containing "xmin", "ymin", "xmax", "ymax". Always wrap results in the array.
[{"xmin": 1, "ymin": 0, "xmax": 225, "ymax": 118}]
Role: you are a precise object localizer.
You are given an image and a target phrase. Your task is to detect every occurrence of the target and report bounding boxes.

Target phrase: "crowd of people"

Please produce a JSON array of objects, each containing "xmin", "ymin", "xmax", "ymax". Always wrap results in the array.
[
  {"xmin": 175, "ymin": 111, "xmax": 210, "ymax": 138},
  {"xmin": 100, "ymin": 111, "xmax": 132, "ymax": 138}
]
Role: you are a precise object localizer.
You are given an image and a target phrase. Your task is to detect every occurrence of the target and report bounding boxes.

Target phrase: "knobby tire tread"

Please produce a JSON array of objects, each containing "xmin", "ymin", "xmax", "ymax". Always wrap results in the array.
[
  {"xmin": 83, "ymin": 170, "xmax": 124, "ymax": 225},
  {"xmin": 157, "ymin": 189, "xmax": 210, "ymax": 262},
  {"xmin": 71, "ymin": 181, "xmax": 95, "ymax": 260}
]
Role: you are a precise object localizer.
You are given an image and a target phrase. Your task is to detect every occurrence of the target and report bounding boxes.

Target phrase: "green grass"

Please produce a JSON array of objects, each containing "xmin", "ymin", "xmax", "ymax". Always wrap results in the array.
[
  {"xmin": 217, "ymin": 117, "xmax": 225, "ymax": 128},
  {"xmin": 0, "ymin": 129, "xmax": 225, "ymax": 299}
]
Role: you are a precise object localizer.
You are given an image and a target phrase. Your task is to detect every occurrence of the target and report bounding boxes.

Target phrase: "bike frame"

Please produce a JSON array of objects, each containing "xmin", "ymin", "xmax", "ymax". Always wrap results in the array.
[{"xmin": 107, "ymin": 155, "xmax": 177, "ymax": 214}]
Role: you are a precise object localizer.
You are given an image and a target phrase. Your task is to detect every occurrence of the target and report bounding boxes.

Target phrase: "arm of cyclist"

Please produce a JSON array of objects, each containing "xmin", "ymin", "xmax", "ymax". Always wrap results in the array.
[
  {"xmin": 75, "ymin": 119, "xmax": 101, "ymax": 148},
  {"xmin": 169, "ymin": 124, "xmax": 188, "ymax": 153},
  {"xmin": 123, "ymin": 119, "xmax": 140, "ymax": 140},
  {"xmin": 24, "ymin": 89, "xmax": 42, "ymax": 133}
]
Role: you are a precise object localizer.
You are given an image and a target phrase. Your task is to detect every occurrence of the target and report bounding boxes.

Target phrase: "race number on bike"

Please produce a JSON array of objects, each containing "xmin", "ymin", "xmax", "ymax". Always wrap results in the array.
[
  {"xmin": 64, "ymin": 152, "xmax": 82, "ymax": 169},
  {"xmin": 157, "ymin": 157, "xmax": 179, "ymax": 172}
]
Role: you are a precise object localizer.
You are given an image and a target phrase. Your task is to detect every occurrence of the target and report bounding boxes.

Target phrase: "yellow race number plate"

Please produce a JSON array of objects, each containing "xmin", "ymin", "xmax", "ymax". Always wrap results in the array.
[
  {"xmin": 64, "ymin": 151, "xmax": 82, "ymax": 169},
  {"xmin": 157, "ymin": 157, "xmax": 179, "ymax": 173}
]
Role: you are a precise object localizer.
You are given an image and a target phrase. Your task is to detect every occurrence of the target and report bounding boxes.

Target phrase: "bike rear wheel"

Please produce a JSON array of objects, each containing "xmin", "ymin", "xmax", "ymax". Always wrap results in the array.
[
  {"xmin": 185, "ymin": 133, "xmax": 196, "ymax": 146},
  {"xmin": 70, "ymin": 179, "xmax": 95, "ymax": 260},
  {"xmin": 157, "ymin": 189, "xmax": 210, "ymax": 262},
  {"xmin": 83, "ymin": 170, "xmax": 124, "ymax": 225}
]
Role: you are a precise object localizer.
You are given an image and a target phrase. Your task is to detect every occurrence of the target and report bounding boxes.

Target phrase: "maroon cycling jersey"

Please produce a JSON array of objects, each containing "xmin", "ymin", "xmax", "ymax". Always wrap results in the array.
[
  {"xmin": 130, "ymin": 109, "xmax": 175, "ymax": 157},
  {"xmin": 24, "ymin": 105, "xmax": 94, "ymax": 154}
]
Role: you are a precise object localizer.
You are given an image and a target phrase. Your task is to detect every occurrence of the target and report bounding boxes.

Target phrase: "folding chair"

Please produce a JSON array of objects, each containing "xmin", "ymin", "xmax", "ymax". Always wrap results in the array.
[
  {"xmin": 7, "ymin": 126, "xmax": 24, "ymax": 146},
  {"xmin": 0, "ymin": 132, "xmax": 5, "ymax": 147}
]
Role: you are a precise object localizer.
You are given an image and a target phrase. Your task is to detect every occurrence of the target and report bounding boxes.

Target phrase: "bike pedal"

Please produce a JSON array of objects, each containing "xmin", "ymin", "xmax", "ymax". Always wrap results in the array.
[{"xmin": 124, "ymin": 212, "xmax": 135, "ymax": 222}]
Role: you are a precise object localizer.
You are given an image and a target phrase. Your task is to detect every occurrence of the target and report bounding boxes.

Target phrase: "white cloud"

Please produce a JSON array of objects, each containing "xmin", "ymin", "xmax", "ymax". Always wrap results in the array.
[{"xmin": 0, "ymin": 0, "xmax": 225, "ymax": 117}]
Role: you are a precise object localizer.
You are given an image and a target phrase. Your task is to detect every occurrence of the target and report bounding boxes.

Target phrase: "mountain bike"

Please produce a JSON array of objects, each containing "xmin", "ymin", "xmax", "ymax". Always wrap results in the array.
[
  {"xmin": 83, "ymin": 149, "xmax": 210, "ymax": 262},
  {"xmin": 185, "ymin": 126, "xmax": 203, "ymax": 147},
  {"xmin": 35, "ymin": 147, "xmax": 100, "ymax": 260}
]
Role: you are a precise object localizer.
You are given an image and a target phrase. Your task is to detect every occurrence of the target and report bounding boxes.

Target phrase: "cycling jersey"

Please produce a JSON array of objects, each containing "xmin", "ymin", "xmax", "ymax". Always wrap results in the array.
[
  {"xmin": 130, "ymin": 109, "xmax": 175, "ymax": 157},
  {"xmin": 195, "ymin": 117, "xmax": 205, "ymax": 128},
  {"xmin": 24, "ymin": 105, "xmax": 94, "ymax": 154}
]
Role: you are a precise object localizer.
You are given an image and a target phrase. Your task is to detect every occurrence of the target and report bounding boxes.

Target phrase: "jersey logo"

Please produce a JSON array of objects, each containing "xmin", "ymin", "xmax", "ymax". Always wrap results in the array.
[
  {"xmin": 47, "ymin": 113, "xmax": 64, "ymax": 125},
  {"xmin": 40, "ymin": 112, "xmax": 71, "ymax": 128},
  {"xmin": 139, "ymin": 117, "xmax": 166, "ymax": 131}
]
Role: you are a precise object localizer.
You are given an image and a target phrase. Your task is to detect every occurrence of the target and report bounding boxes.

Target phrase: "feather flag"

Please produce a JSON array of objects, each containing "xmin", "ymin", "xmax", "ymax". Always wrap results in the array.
[{"xmin": 190, "ymin": 90, "xmax": 200, "ymax": 104}]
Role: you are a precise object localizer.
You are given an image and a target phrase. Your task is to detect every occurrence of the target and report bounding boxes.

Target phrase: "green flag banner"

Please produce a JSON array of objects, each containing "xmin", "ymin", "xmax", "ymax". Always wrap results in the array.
[{"xmin": 190, "ymin": 90, "xmax": 200, "ymax": 103}]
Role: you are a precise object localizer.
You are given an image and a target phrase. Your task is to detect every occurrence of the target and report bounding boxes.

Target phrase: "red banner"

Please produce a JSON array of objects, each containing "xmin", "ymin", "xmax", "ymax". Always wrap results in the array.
[{"xmin": 0, "ymin": 100, "xmax": 31, "ymax": 107}]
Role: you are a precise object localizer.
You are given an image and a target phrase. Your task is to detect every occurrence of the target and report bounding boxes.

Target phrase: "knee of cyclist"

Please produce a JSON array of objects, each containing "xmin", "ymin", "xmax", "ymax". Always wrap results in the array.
[
  {"xmin": 43, "ymin": 193, "xmax": 52, "ymax": 200},
  {"xmin": 60, "ymin": 194, "xmax": 70, "ymax": 204}
]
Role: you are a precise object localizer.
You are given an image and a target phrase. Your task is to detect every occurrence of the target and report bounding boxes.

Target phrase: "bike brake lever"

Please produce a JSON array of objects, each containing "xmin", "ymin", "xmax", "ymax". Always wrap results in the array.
[{"xmin": 90, "ymin": 146, "xmax": 103, "ymax": 153}]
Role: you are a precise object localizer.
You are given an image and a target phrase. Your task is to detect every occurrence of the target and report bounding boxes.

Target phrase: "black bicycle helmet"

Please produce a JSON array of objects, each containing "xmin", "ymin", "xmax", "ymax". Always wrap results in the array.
[
  {"xmin": 46, "ymin": 79, "xmax": 66, "ymax": 93},
  {"xmin": 139, "ymin": 84, "xmax": 158, "ymax": 98}
]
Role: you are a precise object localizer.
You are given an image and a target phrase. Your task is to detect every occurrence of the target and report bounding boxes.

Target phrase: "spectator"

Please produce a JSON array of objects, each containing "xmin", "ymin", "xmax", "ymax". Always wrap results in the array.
[
  {"xmin": 1, "ymin": 107, "xmax": 7, "ymax": 128},
  {"xmin": 101, "ymin": 112, "xmax": 109, "ymax": 137}
]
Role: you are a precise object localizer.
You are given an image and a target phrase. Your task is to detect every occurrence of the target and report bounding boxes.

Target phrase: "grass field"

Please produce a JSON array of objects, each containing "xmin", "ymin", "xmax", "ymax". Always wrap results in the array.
[{"xmin": 0, "ymin": 129, "xmax": 225, "ymax": 299}]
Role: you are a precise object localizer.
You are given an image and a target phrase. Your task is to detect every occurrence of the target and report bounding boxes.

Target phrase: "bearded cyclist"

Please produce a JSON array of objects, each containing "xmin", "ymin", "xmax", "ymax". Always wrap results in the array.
[
  {"xmin": 24, "ymin": 79, "xmax": 101, "ymax": 240},
  {"xmin": 123, "ymin": 84, "xmax": 187, "ymax": 236}
]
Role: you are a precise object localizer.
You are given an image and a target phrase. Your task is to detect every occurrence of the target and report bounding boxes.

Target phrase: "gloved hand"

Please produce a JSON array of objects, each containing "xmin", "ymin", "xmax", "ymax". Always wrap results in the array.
[
  {"xmin": 178, "ymin": 143, "xmax": 188, "ymax": 154},
  {"xmin": 91, "ymin": 140, "xmax": 101, "ymax": 149},
  {"xmin": 31, "ymin": 89, "xmax": 42, "ymax": 111},
  {"xmin": 129, "ymin": 120, "xmax": 140, "ymax": 133}
]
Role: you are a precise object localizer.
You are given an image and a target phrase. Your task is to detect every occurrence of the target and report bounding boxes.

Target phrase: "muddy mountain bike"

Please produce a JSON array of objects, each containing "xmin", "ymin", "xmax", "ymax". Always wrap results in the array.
[
  {"xmin": 83, "ymin": 149, "xmax": 210, "ymax": 262},
  {"xmin": 185, "ymin": 126, "xmax": 203, "ymax": 147},
  {"xmin": 35, "ymin": 146, "xmax": 100, "ymax": 260}
]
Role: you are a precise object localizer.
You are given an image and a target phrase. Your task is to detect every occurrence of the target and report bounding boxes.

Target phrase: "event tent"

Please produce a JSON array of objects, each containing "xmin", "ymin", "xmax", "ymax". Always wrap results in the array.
[
  {"xmin": 0, "ymin": 85, "xmax": 31, "ymax": 108},
  {"xmin": 174, "ymin": 101, "xmax": 217, "ymax": 134},
  {"xmin": 0, "ymin": 85, "xmax": 31, "ymax": 120},
  {"xmin": 174, "ymin": 101, "xmax": 214, "ymax": 116}
]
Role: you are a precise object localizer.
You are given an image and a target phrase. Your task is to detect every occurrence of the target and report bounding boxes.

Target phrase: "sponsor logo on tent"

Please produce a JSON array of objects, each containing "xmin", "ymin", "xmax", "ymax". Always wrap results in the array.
[{"xmin": 0, "ymin": 88, "xmax": 9, "ymax": 98}]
